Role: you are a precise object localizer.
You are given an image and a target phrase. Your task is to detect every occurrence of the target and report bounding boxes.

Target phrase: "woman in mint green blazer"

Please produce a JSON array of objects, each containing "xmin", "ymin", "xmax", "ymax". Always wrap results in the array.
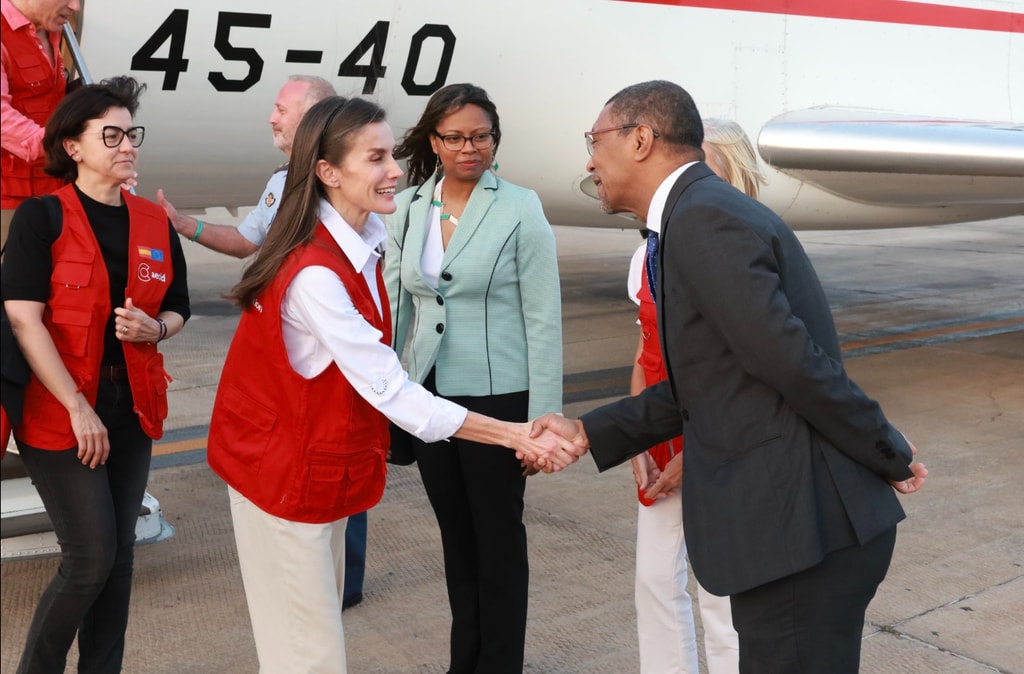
[{"xmin": 385, "ymin": 83, "xmax": 562, "ymax": 673}]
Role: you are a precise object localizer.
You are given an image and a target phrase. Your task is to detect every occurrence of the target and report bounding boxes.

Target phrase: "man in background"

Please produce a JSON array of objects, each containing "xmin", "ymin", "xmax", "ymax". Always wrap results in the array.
[
  {"xmin": 1, "ymin": 0, "xmax": 77, "ymax": 249},
  {"xmin": 158, "ymin": 75, "xmax": 332, "ymax": 258}
]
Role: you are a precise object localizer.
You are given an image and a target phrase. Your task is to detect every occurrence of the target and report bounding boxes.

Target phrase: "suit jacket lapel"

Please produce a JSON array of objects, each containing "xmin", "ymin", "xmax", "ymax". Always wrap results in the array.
[
  {"xmin": 661, "ymin": 162, "xmax": 715, "ymax": 237},
  {"xmin": 656, "ymin": 161, "xmax": 716, "ymax": 302},
  {"xmin": 442, "ymin": 171, "xmax": 498, "ymax": 266},
  {"xmin": 657, "ymin": 162, "xmax": 716, "ymax": 401}
]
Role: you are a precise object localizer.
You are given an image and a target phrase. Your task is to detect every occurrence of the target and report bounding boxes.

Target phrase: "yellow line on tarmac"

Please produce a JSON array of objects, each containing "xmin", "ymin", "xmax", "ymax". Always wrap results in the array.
[
  {"xmin": 152, "ymin": 436, "xmax": 208, "ymax": 457},
  {"xmin": 153, "ymin": 317, "xmax": 1022, "ymax": 458},
  {"xmin": 841, "ymin": 316, "xmax": 1024, "ymax": 351}
]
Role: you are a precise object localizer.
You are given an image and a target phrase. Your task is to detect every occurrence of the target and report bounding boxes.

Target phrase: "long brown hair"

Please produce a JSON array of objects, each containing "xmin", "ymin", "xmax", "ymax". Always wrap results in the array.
[
  {"xmin": 229, "ymin": 96, "xmax": 387, "ymax": 307},
  {"xmin": 393, "ymin": 83, "xmax": 501, "ymax": 187}
]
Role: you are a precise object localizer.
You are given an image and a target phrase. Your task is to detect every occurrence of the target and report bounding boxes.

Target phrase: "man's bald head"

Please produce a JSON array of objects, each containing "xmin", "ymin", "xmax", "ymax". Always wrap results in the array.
[{"xmin": 268, "ymin": 75, "xmax": 337, "ymax": 156}]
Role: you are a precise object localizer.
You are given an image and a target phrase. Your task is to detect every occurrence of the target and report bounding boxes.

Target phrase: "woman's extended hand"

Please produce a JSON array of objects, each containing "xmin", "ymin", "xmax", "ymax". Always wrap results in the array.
[{"xmin": 513, "ymin": 421, "xmax": 587, "ymax": 472}]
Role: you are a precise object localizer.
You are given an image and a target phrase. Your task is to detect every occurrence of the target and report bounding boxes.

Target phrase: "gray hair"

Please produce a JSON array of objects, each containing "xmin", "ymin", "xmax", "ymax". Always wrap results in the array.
[{"xmin": 287, "ymin": 75, "xmax": 337, "ymax": 109}]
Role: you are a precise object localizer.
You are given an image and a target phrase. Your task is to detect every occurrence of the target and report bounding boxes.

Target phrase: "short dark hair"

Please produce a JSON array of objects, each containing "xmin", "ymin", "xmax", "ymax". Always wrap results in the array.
[
  {"xmin": 394, "ymin": 83, "xmax": 501, "ymax": 186},
  {"xmin": 606, "ymin": 80, "xmax": 703, "ymax": 154},
  {"xmin": 43, "ymin": 76, "xmax": 147, "ymax": 182}
]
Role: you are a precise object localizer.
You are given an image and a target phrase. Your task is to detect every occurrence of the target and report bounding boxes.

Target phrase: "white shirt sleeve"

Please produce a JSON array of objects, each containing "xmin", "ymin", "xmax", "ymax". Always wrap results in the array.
[
  {"xmin": 236, "ymin": 171, "xmax": 287, "ymax": 246},
  {"xmin": 281, "ymin": 265, "xmax": 467, "ymax": 443}
]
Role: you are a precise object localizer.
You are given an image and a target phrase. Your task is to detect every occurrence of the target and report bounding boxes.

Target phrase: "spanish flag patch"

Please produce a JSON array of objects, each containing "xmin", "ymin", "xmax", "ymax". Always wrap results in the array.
[{"xmin": 137, "ymin": 246, "xmax": 165, "ymax": 262}]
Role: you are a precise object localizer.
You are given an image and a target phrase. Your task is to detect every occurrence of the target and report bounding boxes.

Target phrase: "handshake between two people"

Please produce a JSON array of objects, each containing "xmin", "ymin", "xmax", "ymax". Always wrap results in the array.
[
  {"xmin": 513, "ymin": 413, "xmax": 590, "ymax": 474},
  {"xmin": 492, "ymin": 413, "xmax": 929, "ymax": 497}
]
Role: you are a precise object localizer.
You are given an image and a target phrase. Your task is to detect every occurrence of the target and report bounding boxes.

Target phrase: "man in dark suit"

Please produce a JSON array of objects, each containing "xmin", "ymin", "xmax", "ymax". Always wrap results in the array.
[{"xmin": 531, "ymin": 81, "xmax": 927, "ymax": 673}]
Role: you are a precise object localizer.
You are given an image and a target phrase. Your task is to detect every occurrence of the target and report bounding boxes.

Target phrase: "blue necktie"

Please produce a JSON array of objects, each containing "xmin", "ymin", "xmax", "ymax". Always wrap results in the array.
[{"xmin": 645, "ymin": 231, "xmax": 659, "ymax": 302}]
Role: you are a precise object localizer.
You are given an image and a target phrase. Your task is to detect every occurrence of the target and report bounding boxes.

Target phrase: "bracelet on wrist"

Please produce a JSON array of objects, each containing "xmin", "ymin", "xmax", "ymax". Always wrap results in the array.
[
  {"xmin": 190, "ymin": 219, "xmax": 204, "ymax": 242},
  {"xmin": 155, "ymin": 317, "xmax": 167, "ymax": 343}
]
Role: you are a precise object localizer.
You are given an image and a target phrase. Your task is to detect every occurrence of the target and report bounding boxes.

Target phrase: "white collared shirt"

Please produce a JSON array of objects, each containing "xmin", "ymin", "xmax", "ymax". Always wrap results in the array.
[
  {"xmin": 280, "ymin": 199, "xmax": 467, "ymax": 442},
  {"xmin": 645, "ymin": 161, "xmax": 699, "ymax": 237},
  {"xmin": 420, "ymin": 177, "xmax": 447, "ymax": 289},
  {"xmin": 629, "ymin": 161, "xmax": 699, "ymax": 314}
]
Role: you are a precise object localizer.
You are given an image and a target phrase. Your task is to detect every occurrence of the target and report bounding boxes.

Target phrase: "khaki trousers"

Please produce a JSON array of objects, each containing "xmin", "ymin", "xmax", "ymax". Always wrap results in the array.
[{"xmin": 228, "ymin": 486, "xmax": 349, "ymax": 674}]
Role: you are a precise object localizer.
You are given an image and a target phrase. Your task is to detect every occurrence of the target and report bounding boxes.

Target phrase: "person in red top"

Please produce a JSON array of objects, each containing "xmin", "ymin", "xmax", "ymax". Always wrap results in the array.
[
  {"xmin": 2, "ymin": 75, "xmax": 189, "ymax": 673},
  {"xmin": 0, "ymin": 0, "xmax": 79, "ymax": 248},
  {"xmin": 207, "ymin": 95, "xmax": 576, "ymax": 673},
  {"xmin": 627, "ymin": 119, "xmax": 766, "ymax": 673}
]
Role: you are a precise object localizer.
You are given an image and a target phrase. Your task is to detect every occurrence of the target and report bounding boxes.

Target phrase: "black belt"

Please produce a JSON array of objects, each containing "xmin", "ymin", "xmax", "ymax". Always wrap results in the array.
[{"xmin": 99, "ymin": 365, "xmax": 129, "ymax": 382}]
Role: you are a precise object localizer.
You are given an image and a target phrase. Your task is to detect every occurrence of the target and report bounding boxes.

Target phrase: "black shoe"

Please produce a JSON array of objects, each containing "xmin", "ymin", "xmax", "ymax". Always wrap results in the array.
[{"xmin": 342, "ymin": 592, "xmax": 363, "ymax": 611}]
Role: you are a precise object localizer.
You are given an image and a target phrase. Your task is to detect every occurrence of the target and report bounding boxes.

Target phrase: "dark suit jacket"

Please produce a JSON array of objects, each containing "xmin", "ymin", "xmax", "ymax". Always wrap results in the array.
[{"xmin": 582, "ymin": 163, "xmax": 914, "ymax": 596}]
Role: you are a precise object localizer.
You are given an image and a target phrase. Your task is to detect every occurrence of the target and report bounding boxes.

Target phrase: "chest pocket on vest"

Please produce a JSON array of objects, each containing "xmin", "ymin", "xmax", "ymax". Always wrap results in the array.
[
  {"xmin": 52, "ymin": 256, "xmax": 94, "ymax": 290},
  {"xmin": 48, "ymin": 307, "xmax": 90, "ymax": 358},
  {"xmin": 49, "ymin": 254, "xmax": 96, "ymax": 358},
  {"xmin": 10, "ymin": 60, "xmax": 55, "ymax": 109}
]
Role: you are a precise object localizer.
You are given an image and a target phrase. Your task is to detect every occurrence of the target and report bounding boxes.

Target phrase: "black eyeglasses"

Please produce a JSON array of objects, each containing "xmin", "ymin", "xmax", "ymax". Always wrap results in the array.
[
  {"xmin": 97, "ymin": 126, "xmax": 145, "ymax": 148},
  {"xmin": 583, "ymin": 123, "xmax": 659, "ymax": 156},
  {"xmin": 433, "ymin": 131, "xmax": 496, "ymax": 151}
]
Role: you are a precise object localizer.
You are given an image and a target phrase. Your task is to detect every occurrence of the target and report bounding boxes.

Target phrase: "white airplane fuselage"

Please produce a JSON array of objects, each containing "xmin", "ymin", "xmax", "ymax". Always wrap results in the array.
[{"xmin": 74, "ymin": 0, "xmax": 1024, "ymax": 229}]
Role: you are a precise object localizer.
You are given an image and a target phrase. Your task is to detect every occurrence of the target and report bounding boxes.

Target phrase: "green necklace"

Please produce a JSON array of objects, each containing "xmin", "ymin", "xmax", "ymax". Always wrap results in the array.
[{"xmin": 431, "ymin": 198, "xmax": 459, "ymax": 226}]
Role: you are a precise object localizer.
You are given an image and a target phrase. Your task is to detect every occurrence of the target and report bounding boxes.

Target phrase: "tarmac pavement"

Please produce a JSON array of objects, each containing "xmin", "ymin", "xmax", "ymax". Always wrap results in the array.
[{"xmin": 2, "ymin": 216, "xmax": 1022, "ymax": 673}]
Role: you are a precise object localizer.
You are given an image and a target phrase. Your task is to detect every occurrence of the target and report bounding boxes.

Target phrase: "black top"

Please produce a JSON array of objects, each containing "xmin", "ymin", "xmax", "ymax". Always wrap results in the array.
[{"xmin": 2, "ymin": 185, "xmax": 190, "ymax": 366}]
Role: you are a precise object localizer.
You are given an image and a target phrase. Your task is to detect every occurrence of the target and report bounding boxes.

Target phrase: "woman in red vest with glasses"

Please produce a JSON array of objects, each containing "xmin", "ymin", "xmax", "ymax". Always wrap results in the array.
[{"xmin": 2, "ymin": 75, "xmax": 190, "ymax": 673}]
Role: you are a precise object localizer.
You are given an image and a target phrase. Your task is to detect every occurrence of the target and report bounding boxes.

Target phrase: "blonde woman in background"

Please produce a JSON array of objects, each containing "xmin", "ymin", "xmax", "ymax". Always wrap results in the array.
[
  {"xmin": 700, "ymin": 118, "xmax": 767, "ymax": 200},
  {"xmin": 626, "ymin": 118, "xmax": 765, "ymax": 673}
]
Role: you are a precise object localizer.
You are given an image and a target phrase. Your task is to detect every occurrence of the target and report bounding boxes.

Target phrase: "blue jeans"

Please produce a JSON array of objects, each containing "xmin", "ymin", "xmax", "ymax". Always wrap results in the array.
[{"xmin": 16, "ymin": 380, "xmax": 152, "ymax": 674}]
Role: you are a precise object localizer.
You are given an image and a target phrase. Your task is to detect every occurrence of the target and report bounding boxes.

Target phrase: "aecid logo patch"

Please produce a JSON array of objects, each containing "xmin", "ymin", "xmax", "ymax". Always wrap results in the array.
[{"xmin": 138, "ymin": 262, "xmax": 167, "ymax": 283}]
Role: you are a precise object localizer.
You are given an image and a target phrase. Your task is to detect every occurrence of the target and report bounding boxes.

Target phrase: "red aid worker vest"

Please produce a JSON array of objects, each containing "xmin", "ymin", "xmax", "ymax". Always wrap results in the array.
[
  {"xmin": 0, "ymin": 14, "xmax": 66, "ymax": 208},
  {"xmin": 16, "ymin": 185, "xmax": 174, "ymax": 449},
  {"xmin": 635, "ymin": 255, "xmax": 683, "ymax": 506},
  {"xmin": 207, "ymin": 223, "xmax": 392, "ymax": 524}
]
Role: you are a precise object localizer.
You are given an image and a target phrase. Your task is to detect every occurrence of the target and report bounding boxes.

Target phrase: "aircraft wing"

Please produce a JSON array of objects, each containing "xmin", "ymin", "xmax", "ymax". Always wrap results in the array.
[{"xmin": 758, "ymin": 109, "xmax": 1024, "ymax": 210}]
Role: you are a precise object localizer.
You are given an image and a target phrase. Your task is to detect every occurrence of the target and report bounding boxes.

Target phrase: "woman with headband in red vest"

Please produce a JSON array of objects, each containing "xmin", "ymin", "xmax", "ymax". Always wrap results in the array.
[{"xmin": 206, "ymin": 95, "xmax": 578, "ymax": 673}]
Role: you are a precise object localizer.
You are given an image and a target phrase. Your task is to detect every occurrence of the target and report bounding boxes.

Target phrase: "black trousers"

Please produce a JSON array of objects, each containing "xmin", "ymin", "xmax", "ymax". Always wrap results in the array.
[
  {"xmin": 16, "ymin": 380, "xmax": 153, "ymax": 674},
  {"xmin": 729, "ymin": 526, "xmax": 898, "ymax": 674},
  {"xmin": 414, "ymin": 372, "xmax": 529, "ymax": 674}
]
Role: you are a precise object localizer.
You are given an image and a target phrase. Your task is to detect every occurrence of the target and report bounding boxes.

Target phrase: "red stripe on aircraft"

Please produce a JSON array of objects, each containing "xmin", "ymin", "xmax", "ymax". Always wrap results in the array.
[{"xmin": 616, "ymin": 0, "xmax": 1024, "ymax": 33}]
